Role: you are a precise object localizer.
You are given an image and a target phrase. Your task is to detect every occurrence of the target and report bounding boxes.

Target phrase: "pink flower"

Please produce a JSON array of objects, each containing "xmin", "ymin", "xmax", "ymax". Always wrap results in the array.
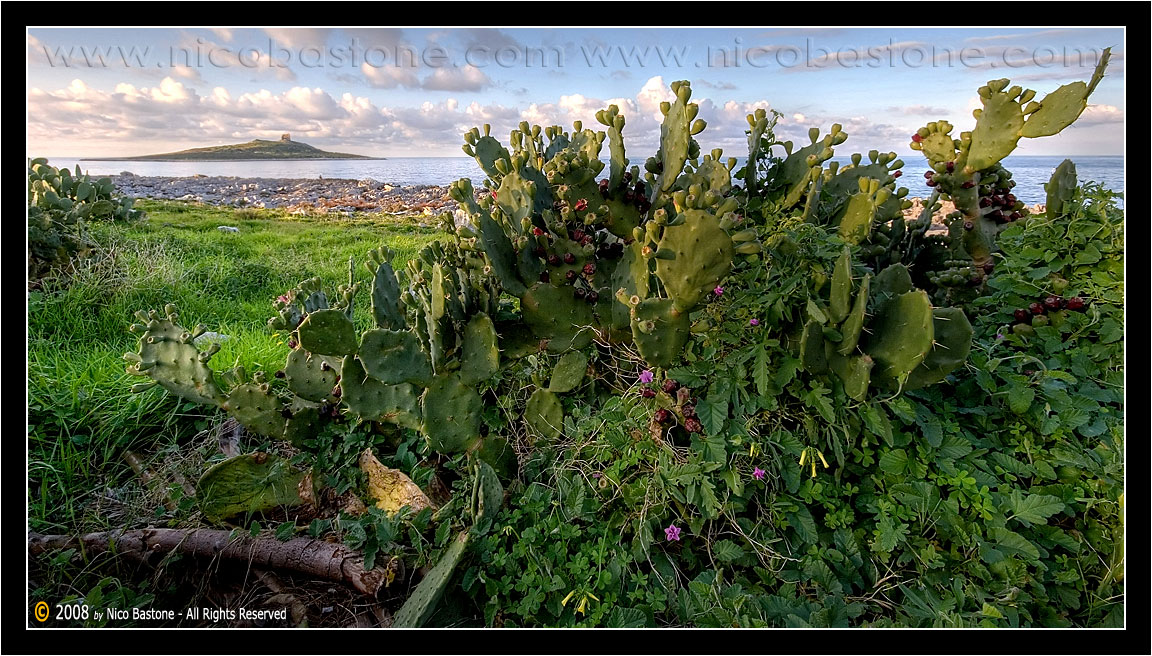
[
  {"xmin": 714, "ymin": 286, "xmax": 724, "ymax": 296},
  {"xmin": 491, "ymin": 191, "xmax": 498, "ymax": 200},
  {"xmin": 639, "ymin": 370, "xmax": 654, "ymax": 384},
  {"xmin": 665, "ymin": 524, "xmax": 681, "ymax": 542},
  {"xmin": 752, "ymin": 467, "xmax": 765, "ymax": 481},
  {"xmin": 749, "ymin": 318, "xmax": 760, "ymax": 327}
]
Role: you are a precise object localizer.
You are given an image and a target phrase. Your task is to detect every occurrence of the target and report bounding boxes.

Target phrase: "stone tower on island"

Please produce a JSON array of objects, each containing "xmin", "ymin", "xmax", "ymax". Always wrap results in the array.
[{"xmin": 280, "ymin": 133, "xmax": 291, "ymax": 142}]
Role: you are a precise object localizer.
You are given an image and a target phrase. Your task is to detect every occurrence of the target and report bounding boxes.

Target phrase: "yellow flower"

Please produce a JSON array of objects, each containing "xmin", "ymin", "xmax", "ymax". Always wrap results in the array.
[{"xmin": 561, "ymin": 590, "xmax": 577, "ymax": 607}]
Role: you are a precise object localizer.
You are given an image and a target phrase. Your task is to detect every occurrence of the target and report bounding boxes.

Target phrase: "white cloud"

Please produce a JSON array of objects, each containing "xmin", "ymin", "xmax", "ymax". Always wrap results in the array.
[{"xmin": 421, "ymin": 65, "xmax": 491, "ymax": 92}]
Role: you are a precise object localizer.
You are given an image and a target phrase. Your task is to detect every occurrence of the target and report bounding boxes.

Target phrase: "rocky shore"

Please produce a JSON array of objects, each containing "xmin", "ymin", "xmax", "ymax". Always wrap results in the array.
[
  {"xmin": 111, "ymin": 173, "xmax": 457, "ymax": 216},
  {"xmin": 110, "ymin": 173, "xmax": 1046, "ymax": 229}
]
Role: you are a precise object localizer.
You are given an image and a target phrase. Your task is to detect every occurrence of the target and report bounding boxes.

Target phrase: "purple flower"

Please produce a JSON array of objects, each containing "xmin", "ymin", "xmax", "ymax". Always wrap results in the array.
[
  {"xmin": 996, "ymin": 331, "xmax": 1005, "ymax": 341},
  {"xmin": 749, "ymin": 318, "xmax": 760, "ymax": 327},
  {"xmin": 639, "ymin": 369, "xmax": 654, "ymax": 384},
  {"xmin": 665, "ymin": 524, "xmax": 681, "ymax": 542},
  {"xmin": 752, "ymin": 467, "xmax": 765, "ymax": 481},
  {"xmin": 714, "ymin": 286, "xmax": 724, "ymax": 296},
  {"xmin": 592, "ymin": 472, "xmax": 602, "ymax": 479}
]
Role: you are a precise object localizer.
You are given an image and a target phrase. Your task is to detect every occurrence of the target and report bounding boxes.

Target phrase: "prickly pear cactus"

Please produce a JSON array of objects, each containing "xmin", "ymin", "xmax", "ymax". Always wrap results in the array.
[
  {"xmin": 392, "ymin": 530, "xmax": 470, "ymax": 628},
  {"xmin": 1044, "ymin": 159, "xmax": 1078, "ymax": 219},
  {"xmin": 124, "ymin": 305, "xmax": 226, "ymax": 406},
  {"xmin": 196, "ymin": 452, "xmax": 312, "ymax": 524}
]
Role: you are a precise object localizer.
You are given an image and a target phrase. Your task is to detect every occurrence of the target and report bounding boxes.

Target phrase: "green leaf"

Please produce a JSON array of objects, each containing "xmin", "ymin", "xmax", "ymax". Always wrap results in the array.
[
  {"xmin": 1005, "ymin": 492, "xmax": 1064, "ymax": 526},
  {"xmin": 988, "ymin": 527, "xmax": 1040, "ymax": 562},
  {"xmin": 774, "ymin": 357, "xmax": 801, "ymax": 389},
  {"xmin": 806, "ymin": 298, "xmax": 828, "ymax": 324},
  {"xmin": 788, "ymin": 505, "xmax": 818, "ymax": 544},
  {"xmin": 754, "ymin": 347, "xmax": 770, "ymax": 398},
  {"xmin": 912, "ymin": 403, "xmax": 942, "ymax": 448},
  {"xmin": 696, "ymin": 396, "xmax": 728, "ymax": 436},
  {"xmin": 1007, "ymin": 386, "xmax": 1035, "ymax": 415},
  {"xmin": 274, "ymin": 521, "xmax": 296, "ymax": 541},
  {"xmin": 1072, "ymin": 242, "xmax": 1101, "ymax": 265},
  {"xmin": 860, "ymin": 404, "xmax": 893, "ymax": 445},
  {"xmin": 606, "ymin": 606, "xmax": 647, "ymax": 628},
  {"xmin": 878, "ymin": 449, "xmax": 909, "ymax": 475},
  {"xmin": 712, "ymin": 539, "xmax": 745, "ymax": 563}
]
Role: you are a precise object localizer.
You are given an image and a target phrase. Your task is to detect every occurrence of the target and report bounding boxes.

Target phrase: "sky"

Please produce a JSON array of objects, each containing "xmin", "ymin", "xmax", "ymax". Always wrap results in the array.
[{"xmin": 26, "ymin": 26, "xmax": 1125, "ymax": 159}]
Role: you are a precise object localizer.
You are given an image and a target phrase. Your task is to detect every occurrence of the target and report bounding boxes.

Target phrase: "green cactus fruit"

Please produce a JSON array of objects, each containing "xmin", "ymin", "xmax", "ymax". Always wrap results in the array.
[
  {"xmin": 799, "ymin": 320, "xmax": 829, "ymax": 374},
  {"xmin": 828, "ymin": 352, "xmax": 873, "ymax": 401},
  {"xmin": 196, "ymin": 453, "xmax": 311, "ymax": 524},
  {"xmin": 629, "ymin": 297, "xmax": 690, "ymax": 368},
  {"xmin": 358, "ymin": 329, "xmax": 433, "ymax": 386},
  {"xmin": 654, "ymin": 209, "xmax": 734, "ymax": 312},
  {"xmin": 829, "ymin": 247, "xmax": 852, "ymax": 324},
  {"xmin": 284, "ymin": 348, "xmax": 340, "ymax": 402},
  {"xmin": 864, "ymin": 290, "xmax": 934, "ymax": 388},
  {"xmin": 525, "ymin": 388, "xmax": 564, "ymax": 440},
  {"xmin": 283, "ymin": 397, "xmax": 324, "ymax": 447},
  {"xmin": 837, "ymin": 273, "xmax": 871, "ymax": 355},
  {"xmin": 297, "ymin": 309, "xmax": 358, "ymax": 356},
  {"xmin": 367, "ymin": 247, "xmax": 405, "ymax": 331},
  {"xmin": 392, "ymin": 530, "xmax": 470, "ymax": 628},
  {"xmin": 521, "ymin": 282, "xmax": 594, "ymax": 353},
  {"xmin": 468, "ymin": 128, "xmax": 511, "ymax": 181},
  {"xmin": 421, "ymin": 373, "xmax": 483, "ymax": 453},
  {"xmin": 869, "ymin": 264, "xmax": 914, "ymax": 316},
  {"xmin": 1044, "ymin": 159, "xmax": 1078, "ymax": 218},
  {"xmin": 904, "ymin": 307, "xmax": 973, "ymax": 390},
  {"xmin": 223, "ymin": 382, "xmax": 287, "ymax": 440},
  {"xmin": 475, "ymin": 435, "xmax": 517, "ymax": 479},
  {"xmin": 125, "ymin": 307, "xmax": 226, "ymax": 407},
  {"xmin": 471, "ymin": 459, "xmax": 504, "ymax": 536},
  {"xmin": 459, "ymin": 313, "xmax": 500, "ymax": 385},
  {"xmin": 548, "ymin": 351, "xmax": 588, "ymax": 393}
]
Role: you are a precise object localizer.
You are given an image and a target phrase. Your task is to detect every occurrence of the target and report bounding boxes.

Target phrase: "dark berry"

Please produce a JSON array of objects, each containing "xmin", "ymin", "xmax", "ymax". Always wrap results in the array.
[
  {"xmin": 598, "ymin": 178, "xmax": 609, "ymax": 190},
  {"xmin": 640, "ymin": 387, "xmax": 656, "ymax": 398},
  {"xmin": 287, "ymin": 339, "xmax": 298, "ymax": 349},
  {"xmin": 332, "ymin": 385, "xmax": 342, "ymax": 397},
  {"xmin": 926, "ymin": 179, "xmax": 937, "ymax": 187},
  {"xmin": 1005, "ymin": 193, "xmax": 1017, "ymax": 204},
  {"xmin": 565, "ymin": 270, "xmax": 577, "ymax": 283},
  {"xmin": 574, "ymin": 288, "xmax": 586, "ymax": 300},
  {"xmin": 988, "ymin": 209, "xmax": 1004, "ymax": 223},
  {"xmin": 893, "ymin": 170, "xmax": 903, "ymax": 178},
  {"xmin": 682, "ymin": 403, "xmax": 696, "ymax": 418},
  {"xmin": 979, "ymin": 197, "xmax": 992, "ymax": 208},
  {"xmin": 548, "ymin": 254, "xmax": 561, "ymax": 266},
  {"xmin": 662, "ymin": 378, "xmax": 680, "ymax": 394},
  {"xmin": 539, "ymin": 271, "xmax": 550, "ymax": 283},
  {"xmin": 534, "ymin": 247, "xmax": 546, "ymax": 257},
  {"xmin": 571, "ymin": 230, "xmax": 585, "ymax": 242},
  {"xmin": 623, "ymin": 171, "xmax": 633, "ymax": 182},
  {"xmin": 274, "ymin": 370, "xmax": 286, "ymax": 378},
  {"xmin": 963, "ymin": 221, "xmax": 974, "ymax": 230},
  {"xmin": 1065, "ymin": 296, "xmax": 1086, "ymax": 311},
  {"xmin": 924, "ymin": 170, "xmax": 935, "ymax": 179},
  {"xmin": 1043, "ymin": 295, "xmax": 1063, "ymax": 311},
  {"xmin": 654, "ymin": 409, "xmax": 671, "ymax": 424},
  {"xmin": 946, "ymin": 161, "xmax": 955, "ymax": 172},
  {"xmin": 684, "ymin": 417, "xmax": 703, "ymax": 434},
  {"xmin": 563, "ymin": 253, "xmax": 576, "ymax": 264},
  {"xmin": 1009, "ymin": 211, "xmax": 1021, "ymax": 221},
  {"xmin": 581, "ymin": 236, "xmax": 592, "ymax": 247},
  {"xmin": 1013, "ymin": 308, "xmax": 1030, "ymax": 323},
  {"xmin": 912, "ymin": 133, "xmax": 923, "ymax": 143},
  {"xmin": 1029, "ymin": 302, "xmax": 1045, "ymax": 315},
  {"xmin": 624, "ymin": 191, "xmax": 635, "ymax": 203},
  {"xmin": 582, "ymin": 262, "xmax": 596, "ymax": 276},
  {"xmin": 587, "ymin": 291, "xmax": 599, "ymax": 304},
  {"xmin": 961, "ymin": 181, "xmax": 975, "ymax": 189},
  {"xmin": 532, "ymin": 227, "xmax": 544, "ymax": 236},
  {"xmin": 983, "ymin": 261, "xmax": 995, "ymax": 274}
]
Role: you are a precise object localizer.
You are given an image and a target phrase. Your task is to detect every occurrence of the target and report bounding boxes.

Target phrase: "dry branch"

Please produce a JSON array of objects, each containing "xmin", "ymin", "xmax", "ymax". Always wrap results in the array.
[{"xmin": 28, "ymin": 528, "xmax": 389, "ymax": 596}]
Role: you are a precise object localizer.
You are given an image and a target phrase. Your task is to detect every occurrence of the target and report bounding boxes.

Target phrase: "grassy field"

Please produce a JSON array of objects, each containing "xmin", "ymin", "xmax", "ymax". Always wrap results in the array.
[{"xmin": 27, "ymin": 201, "xmax": 440, "ymax": 539}]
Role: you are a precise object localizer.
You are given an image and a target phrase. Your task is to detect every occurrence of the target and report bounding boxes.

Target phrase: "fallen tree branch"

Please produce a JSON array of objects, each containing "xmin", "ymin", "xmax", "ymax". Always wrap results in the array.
[{"xmin": 28, "ymin": 529, "xmax": 389, "ymax": 597}]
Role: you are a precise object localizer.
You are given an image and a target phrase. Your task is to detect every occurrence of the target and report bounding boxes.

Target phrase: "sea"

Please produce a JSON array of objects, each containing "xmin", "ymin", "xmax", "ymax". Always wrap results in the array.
[{"xmin": 42, "ymin": 155, "xmax": 1124, "ymax": 208}]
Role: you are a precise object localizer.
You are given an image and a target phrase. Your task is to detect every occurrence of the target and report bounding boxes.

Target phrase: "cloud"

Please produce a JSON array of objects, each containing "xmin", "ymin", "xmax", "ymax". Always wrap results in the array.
[
  {"xmin": 264, "ymin": 28, "xmax": 332, "ymax": 51},
  {"xmin": 421, "ymin": 64, "xmax": 491, "ymax": 92},
  {"xmin": 695, "ymin": 79, "xmax": 737, "ymax": 90},
  {"xmin": 887, "ymin": 105, "xmax": 949, "ymax": 116},
  {"xmin": 1075, "ymin": 104, "xmax": 1124, "ymax": 126},
  {"xmin": 361, "ymin": 62, "xmax": 420, "ymax": 89},
  {"xmin": 210, "ymin": 28, "xmax": 234, "ymax": 42},
  {"xmin": 963, "ymin": 30, "xmax": 1089, "ymax": 44}
]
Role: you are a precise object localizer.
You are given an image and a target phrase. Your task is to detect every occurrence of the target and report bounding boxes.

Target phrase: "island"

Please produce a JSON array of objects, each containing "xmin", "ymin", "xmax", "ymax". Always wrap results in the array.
[{"xmin": 82, "ymin": 134, "xmax": 381, "ymax": 161}]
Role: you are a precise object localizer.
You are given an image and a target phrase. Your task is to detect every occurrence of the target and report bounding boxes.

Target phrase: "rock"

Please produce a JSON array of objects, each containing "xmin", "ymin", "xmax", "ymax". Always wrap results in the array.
[
  {"xmin": 217, "ymin": 226, "xmax": 240, "ymax": 233},
  {"xmin": 194, "ymin": 331, "xmax": 231, "ymax": 345}
]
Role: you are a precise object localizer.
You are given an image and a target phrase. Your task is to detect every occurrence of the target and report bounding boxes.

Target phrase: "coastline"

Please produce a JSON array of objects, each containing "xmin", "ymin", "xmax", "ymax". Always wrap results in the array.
[{"xmin": 81, "ymin": 157, "xmax": 386, "ymax": 162}]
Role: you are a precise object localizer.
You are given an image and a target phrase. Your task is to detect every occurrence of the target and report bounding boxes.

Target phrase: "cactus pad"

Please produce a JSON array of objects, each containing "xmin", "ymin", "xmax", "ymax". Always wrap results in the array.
[
  {"xmin": 459, "ymin": 313, "xmax": 501, "ymax": 385},
  {"xmin": 196, "ymin": 453, "xmax": 311, "ymax": 524},
  {"xmin": 421, "ymin": 374, "xmax": 483, "ymax": 453},
  {"xmin": 629, "ymin": 297, "xmax": 690, "ymax": 368},
  {"xmin": 392, "ymin": 531, "xmax": 470, "ymax": 628},
  {"xmin": 521, "ymin": 282, "xmax": 594, "ymax": 353},
  {"xmin": 126, "ymin": 307, "xmax": 226, "ymax": 406},
  {"xmin": 904, "ymin": 307, "xmax": 973, "ymax": 390},
  {"xmin": 284, "ymin": 348, "xmax": 339, "ymax": 402},
  {"xmin": 525, "ymin": 388, "xmax": 564, "ymax": 440},
  {"xmin": 358, "ymin": 329, "xmax": 433, "ymax": 386},
  {"xmin": 548, "ymin": 351, "xmax": 588, "ymax": 393},
  {"xmin": 340, "ymin": 355, "xmax": 422, "ymax": 430},
  {"xmin": 297, "ymin": 309, "xmax": 358, "ymax": 356},
  {"xmin": 864, "ymin": 290, "xmax": 934, "ymax": 387},
  {"xmin": 654, "ymin": 209, "xmax": 734, "ymax": 312}
]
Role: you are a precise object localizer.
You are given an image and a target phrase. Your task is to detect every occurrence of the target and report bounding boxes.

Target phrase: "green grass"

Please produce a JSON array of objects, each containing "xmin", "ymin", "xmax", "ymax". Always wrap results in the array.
[{"xmin": 28, "ymin": 201, "xmax": 440, "ymax": 536}]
